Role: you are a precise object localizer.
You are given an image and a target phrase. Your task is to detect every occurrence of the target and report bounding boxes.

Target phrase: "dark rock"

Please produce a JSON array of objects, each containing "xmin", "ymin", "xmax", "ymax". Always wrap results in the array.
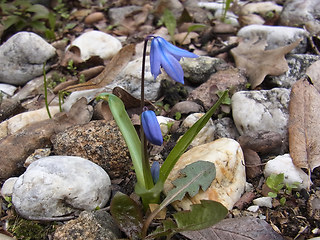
[{"xmin": 169, "ymin": 101, "xmax": 203, "ymax": 118}]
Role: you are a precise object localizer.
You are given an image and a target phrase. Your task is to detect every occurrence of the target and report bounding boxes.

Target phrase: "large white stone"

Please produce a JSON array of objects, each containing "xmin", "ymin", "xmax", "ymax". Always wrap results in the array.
[
  {"xmin": 12, "ymin": 156, "xmax": 111, "ymax": 219},
  {"xmin": 0, "ymin": 106, "xmax": 60, "ymax": 139},
  {"xmin": 69, "ymin": 31, "xmax": 122, "ymax": 61},
  {"xmin": 264, "ymin": 154, "xmax": 311, "ymax": 190},
  {"xmin": 163, "ymin": 138, "xmax": 246, "ymax": 210},
  {"xmin": 0, "ymin": 32, "xmax": 56, "ymax": 85},
  {"xmin": 231, "ymin": 88, "xmax": 290, "ymax": 137}
]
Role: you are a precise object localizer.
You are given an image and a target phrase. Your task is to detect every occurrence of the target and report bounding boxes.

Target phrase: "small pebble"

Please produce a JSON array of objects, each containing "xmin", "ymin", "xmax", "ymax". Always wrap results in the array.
[
  {"xmin": 247, "ymin": 205, "xmax": 259, "ymax": 212},
  {"xmin": 253, "ymin": 197, "xmax": 273, "ymax": 208}
]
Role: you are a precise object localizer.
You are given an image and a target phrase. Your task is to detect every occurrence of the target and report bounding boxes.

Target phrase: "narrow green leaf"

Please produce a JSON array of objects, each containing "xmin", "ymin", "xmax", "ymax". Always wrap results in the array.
[
  {"xmin": 159, "ymin": 91, "xmax": 228, "ymax": 183},
  {"xmin": 187, "ymin": 24, "xmax": 206, "ymax": 33},
  {"xmin": 173, "ymin": 200, "xmax": 228, "ymax": 231},
  {"xmin": 28, "ymin": 4, "xmax": 49, "ymax": 20},
  {"xmin": 2, "ymin": 15, "xmax": 20, "ymax": 30},
  {"xmin": 163, "ymin": 9, "xmax": 176, "ymax": 43},
  {"xmin": 110, "ymin": 192, "xmax": 143, "ymax": 240},
  {"xmin": 96, "ymin": 93, "xmax": 149, "ymax": 188}
]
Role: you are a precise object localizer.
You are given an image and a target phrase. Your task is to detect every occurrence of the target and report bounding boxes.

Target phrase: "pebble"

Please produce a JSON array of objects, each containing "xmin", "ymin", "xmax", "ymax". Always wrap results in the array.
[
  {"xmin": 108, "ymin": 56, "xmax": 160, "ymax": 101},
  {"xmin": 68, "ymin": 31, "xmax": 122, "ymax": 61},
  {"xmin": 12, "ymin": 156, "xmax": 111, "ymax": 219},
  {"xmin": 84, "ymin": 12, "xmax": 105, "ymax": 24},
  {"xmin": 264, "ymin": 154, "xmax": 311, "ymax": 190},
  {"xmin": 0, "ymin": 32, "xmax": 56, "ymax": 85},
  {"xmin": 51, "ymin": 120, "xmax": 132, "ymax": 179},
  {"xmin": 253, "ymin": 197, "xmax": 273, "ymax": 208},
  {"xmin": 212, "ymin": 117, "xmax": 240, "ymax": 140},
  {"xmin": 181, "ymin": 113, "xmax": 214, "ymax": 147},
  {"xmin": 180, "ymin": 56, "xmax": 227, "ymax": 85},
  {"xmin": 108, "ymin": 5, "xmax": 141, "ymax": 25},
  {"xmin": 269, "ymin": 54, "xmax": 320, "ymax": 88},
  {"xmin": 169, "ymin": 101, "xmax": 204, "ymax": 118},
  {"xmin": 280, "ymin": 0, "xmax": 320, "ymax": 35},
  {"xmin": 0, "ymin": 83, "xmax": 17, "ymax": 97},
  {"xmin": 157, "ymin": 116, "xmax": 175, "ymax": 136},
  {"xmin": 247, "ymin": 205, "xmax": 259, "ymax": 212},
  {"xmin": 1, "ymin": 177, "xmax": 18, "ymax": 198},
  {"xmin": 54, "ymin": 211, "xmax": 121, "ymax": 240},
  {"xmin": 0, "ymin": 106, "xmax": 60, "ymax": 139},
  {"xmin": 237, "ymin": 25, "xmax": 308, "ymax": 54},
  {"xmin": 163, "ymin": 138, "xmax": 246, "ymax": 210},
  {"xmin": 231, "ymin": 88, "xmax": 290, "ymax": 141}
]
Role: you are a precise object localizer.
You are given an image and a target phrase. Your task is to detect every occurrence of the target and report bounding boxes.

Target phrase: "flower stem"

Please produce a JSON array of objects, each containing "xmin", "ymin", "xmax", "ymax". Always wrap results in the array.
[
  {"xmin": 140, "ymin": 38, "xmax": 154, "ymax": 190},
  {"xmin": 43, "ymin": 62, "xmax": 52, "ymax": 119}
]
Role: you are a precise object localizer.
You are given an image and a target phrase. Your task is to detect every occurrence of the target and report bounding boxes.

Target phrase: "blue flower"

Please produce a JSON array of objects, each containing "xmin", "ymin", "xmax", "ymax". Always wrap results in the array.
[
  {"xmin": 150, "ymin": 36, "xmax": 198, "ymax": 84},
  {"xmin": 141, "ymin": 110, "xmax": 163, "ymax": 146},
  {"xmin": 150, "ymin": 161, "xmax": 160, "ymax": 184}
]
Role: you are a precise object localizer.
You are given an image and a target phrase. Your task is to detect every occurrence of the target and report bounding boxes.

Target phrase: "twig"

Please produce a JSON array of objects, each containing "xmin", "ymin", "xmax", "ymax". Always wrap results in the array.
[{"xmin": 207, "ymin": 42, "xmax": 239, "ymax": 57}]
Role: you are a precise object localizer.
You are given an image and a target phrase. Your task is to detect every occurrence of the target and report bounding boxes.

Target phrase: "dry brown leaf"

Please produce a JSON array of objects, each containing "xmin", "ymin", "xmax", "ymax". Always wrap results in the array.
[
  {"xmin": 288, "ymin": 78, "xmax": 320, "ymax": 171},
  {"xmin": 231, "ymin": 37, "xmax": 301, "ymax": 89},
  {"xmin": 181, "ymin": 216, "xmax": 283, "ymax": 240},
  {"xmin": 306, "ymin": 60, "xmax": 320, "ymax": 93},
  {"xmin": 62, "ymin": 44, "xmax": 136, "ymax": 92}
]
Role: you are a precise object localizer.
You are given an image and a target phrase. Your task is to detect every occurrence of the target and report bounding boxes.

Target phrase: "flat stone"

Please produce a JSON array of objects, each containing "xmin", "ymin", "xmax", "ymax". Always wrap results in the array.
[
  {"xmin": 180, "ymin": 56, "xmax": 227, "ymax": 85},
  {"xmin": 253, "ymin": 197, "xmax": 273, "ymax": 208},
  {"xmin": 169, "ymin": 101, "xmax": 204, "ymax": 118},
  {"xmin": 280, "ymin": 0, "xmax": 320, "ymax": 35},
  {"xmin": 0, "ymin": 83, "xmax": 17, "ymax": 97},
  {"xmin": 54, "ymin": 210, "xmax": 120, "ymax": 240},
  {"xmin": 12, "ymin": 156, "xmax": 111, "ymax": 219},
  {"xmin": 268, "ymin": 54, "xmax": 320, "ymax": 88},
  {"xmin": 69, "ymin": 31, "xmax": 122, "ymax": 61},
  {"xmin": 231, "ymin": 88, "xmax": 290, "ymax": 141},
  {"xmin": 237, "ymin": 25, "xmax": 308, "ymax": 54},
  {"xmin": 108, "ymin": 5, "xmax": 141, "ymax": 25},
  {"xmin": 264, "ymin": 154, "xmax": 311, "ymax": 190},
  {"xmin": 188, "ymin": 68, "xmax": 247, "ymax": 111},
  {"xmin": 108, "ymin": 56, "xmax": 159, "ymax": 101},
  {"xmin": 0, "ymin": 32, "xmax": 56, "ymax": 85},
  {"xmin": 163, "ymin": 138, "xmax": 246, "ymax": 210},
  {"xmin": 51, "ymin": 120, "xmax": 132, "ymax": 179}
]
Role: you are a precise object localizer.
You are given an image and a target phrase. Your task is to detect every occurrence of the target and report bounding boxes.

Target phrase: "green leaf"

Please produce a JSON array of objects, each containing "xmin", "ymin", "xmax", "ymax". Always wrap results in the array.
[
  {"xmin": 216, "ymin": 90, "xmax": 231, "ymax": 105},
  {"xmin": 163, "ymin": 9, "xmax": 176, "ymax": 43},
  {"xmin": 164, "ymin": 161, "xmax": 216, "ymax": 204},
  {"xmin": 110, "ymin": 192, "xmax": 143, "ymax": 240},
  {"xmin": 30, "ymin": 21, "xmax": 47, "ymax": 32},
  {"xmin": 266, "ymin": 173, "xmax": 285, "ymax": 193},
  {"xmin": 146, "ymin": 219, "xmax": 177, "ymax": 239},
  {"xmin": 159, "ymin": 91, "xmax": 228, "ymax": 183},
  {"xmin": 280, "ymin": 197, "xmax": 286, "ymax": 206},
  {"xmin": 2, "ymin": 15, "xmax": 21, "ymax": 30},
  {"xmin": 268, "ymin": 192, "xmax": 277, "ymax": 198},
  {"xmin": 187, "ymin": 24, "xmax": 206, "ymax": 33},
  {"xmin": 96, "ymin": 93, "xmax": 151, "ymax": 189},
  {"xmin": 173, "ymin": 200, "xmax": 228, "ymax": 231},
  {"xmin": 28, "ymin": 4, "xmax": 49, "ymax": 20}
]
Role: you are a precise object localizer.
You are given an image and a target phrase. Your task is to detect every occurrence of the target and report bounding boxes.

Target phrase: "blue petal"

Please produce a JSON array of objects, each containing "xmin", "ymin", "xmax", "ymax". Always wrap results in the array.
[
  {"xmin": 150, "ymin": 161, "xmax": 160, "ymax": 184},
  {"xmin": 141, "ymin": 110, "xmax": 163, "ymax": 146},
  {"xmin": 150, "ymin": 39, "xmax": 161, "ymax": 79},
  {"xmin": 157, "ymin": 37, "xmax": 198, "ymax": 61},
  {"xmin": 160, "ymin": 51, "xmax": 185, "ymax": 84}
]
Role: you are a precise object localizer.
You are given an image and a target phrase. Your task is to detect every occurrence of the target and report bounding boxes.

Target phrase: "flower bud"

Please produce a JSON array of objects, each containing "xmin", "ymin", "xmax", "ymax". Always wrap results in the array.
[
  {"xmin": 151, "ymin": 161, "xmax": 160, "ymax": 184},
  {"xmin": 141, "ymin": 110, "xmax": 163, "ymax": 146}
]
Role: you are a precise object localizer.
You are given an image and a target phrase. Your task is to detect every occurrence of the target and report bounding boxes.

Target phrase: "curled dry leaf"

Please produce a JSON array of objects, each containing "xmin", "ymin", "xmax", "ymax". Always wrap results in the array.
[
  {"xmin": 231, "ymin": 37, "xmax": 301, "ymax": 89},
  {"xmin": 289, "ymin": 77, "xmax": 320, "ymax": 172}
]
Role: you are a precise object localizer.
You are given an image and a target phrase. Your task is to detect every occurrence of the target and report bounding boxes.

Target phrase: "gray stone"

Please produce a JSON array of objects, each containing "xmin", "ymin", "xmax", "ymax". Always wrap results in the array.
[
  {"xmin": 231, "ymin": 88, "xmax": 290, "ymax": 140},
  {"xmin": 0, "ymin": 83, "xmax": 17, "ymax": 98},
  {"xmin": 268, "ymin": 54, "xmax": 320, "ymax": 88},
  {"xmin": 108, "ymin": 5, "xmax": 141, "ymax": 25},
  {"xmin": 12, "ymin": 156, "xmax": 111, "ymax": 219},
  {"xmin": 212, "ymin": 117, "xmax": 240, "ymax": 140},
  {"xmin": 280, "ymin": 0, "xmax": 320, "ymax": 35},
  {"xmin": 54, "ymin": 211, "xmax": 121, "ymax": 240},
  {"xmin": 108, "ymin": 56, "xmax": 160, "ymax": 100},
  {"xmin": 237, "ymin": 25, "xmax": 308, "ymax": 54},
  {"xmin": 180, "ymin": 56, "xmax": 227, "ymax": 85},
  {"xmin": 0, "ymin": 32, "xmax": 56, "ymax": 85},
  {"xmin": 1, "ymin": 177, "xmax": 18, "ymax": 198}
]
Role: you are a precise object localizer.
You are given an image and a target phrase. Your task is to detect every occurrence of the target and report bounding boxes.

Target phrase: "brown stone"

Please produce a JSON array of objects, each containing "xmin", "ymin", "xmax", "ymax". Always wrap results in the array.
[{"xmin": 243, "ymin": 148, "xmax": 262, "ymax": 179}]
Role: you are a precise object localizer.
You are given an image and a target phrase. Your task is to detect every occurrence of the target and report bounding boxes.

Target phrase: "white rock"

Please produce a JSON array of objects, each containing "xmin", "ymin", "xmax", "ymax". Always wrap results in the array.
[
  {"xmin": 0, "ymin": 32, "xmax": 56, "ymax": 85},
  {"xmin": 253, "ymin": 197, "xmax": 273, "ymax": 208},
  {"xmin": 0, "ymin": 106, "xmax": 60, "ymax": 139},
  {"xmin": 264, "ymin": 154, "xmax": 311, "ymax": 190},
  {"xmin": 1, "ymin": 177, "xmax": 18, "ymax": 198},
  {"xmin": 247, "ymin": 205, "xmax": 259, "ymax": 212},
  {"xmin": 231, "ymin": 88, "xmax": 290, "ymax": 138},
  {"xmin": 182, "ymin": 113, "xmax": 214, "ymax": 147},
  {"xmin": 108, "ymin": 56, "xmax": 160, "ymax": 101},
  {"xmin": 157, "ymin": 116, "xmax": 175, "ymax": 135},
  {"xmin": 0, "ymin": 83, "xmax": 17, "ymax": 97},
  {"xmin": 163, "ymin": 138, "xmax": 246, "ymax": 210},
  {"xmin": 237, "ymin": 25, "xmax": 308, "ymax": 54},
  {"xmin": 12, "ymin": 156, "xmax": 111, "ymax": 219},
  {"xmin": 69, "ymin": 31, "xmax": 122, "ymax": 61}
]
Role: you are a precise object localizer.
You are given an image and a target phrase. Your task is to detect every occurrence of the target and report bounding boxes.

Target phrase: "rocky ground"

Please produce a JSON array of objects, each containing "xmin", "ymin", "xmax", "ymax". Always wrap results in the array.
[{"xmin": 1, "ymin": 0, "xmax": 320, "ymax": 239}]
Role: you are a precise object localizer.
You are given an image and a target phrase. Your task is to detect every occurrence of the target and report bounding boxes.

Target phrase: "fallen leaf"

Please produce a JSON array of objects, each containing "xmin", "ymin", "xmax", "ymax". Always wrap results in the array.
[
  {"xmin": 62, "ymin": 44, "xmax": 136, "ymax": 92},
  {"xmin": 288, "ymin": 78, "xmax": 320, "ymax": 171},
  {"xmin": 231, "ymin": 37, "xmax": 301, "ymax": 89},
  {"xmin": 306, "ymin": 59, "xmax": 320, "ymax": 93},
  {"xmin": 181, "ymin": 216, "xmax": 284, "ymax": 240}
]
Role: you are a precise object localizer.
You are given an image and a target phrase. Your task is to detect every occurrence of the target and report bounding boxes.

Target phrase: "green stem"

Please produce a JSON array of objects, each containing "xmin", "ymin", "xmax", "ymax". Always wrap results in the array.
[{"xmin": 43, "ymin": 62, "xmax": 52, "ymax": 119}]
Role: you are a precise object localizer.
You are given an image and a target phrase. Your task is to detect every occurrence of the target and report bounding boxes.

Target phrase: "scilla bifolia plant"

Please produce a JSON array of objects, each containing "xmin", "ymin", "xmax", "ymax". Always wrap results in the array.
[{"xmin": 97, "ymin": 36, "xmax": 228, "ymax": 239}]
